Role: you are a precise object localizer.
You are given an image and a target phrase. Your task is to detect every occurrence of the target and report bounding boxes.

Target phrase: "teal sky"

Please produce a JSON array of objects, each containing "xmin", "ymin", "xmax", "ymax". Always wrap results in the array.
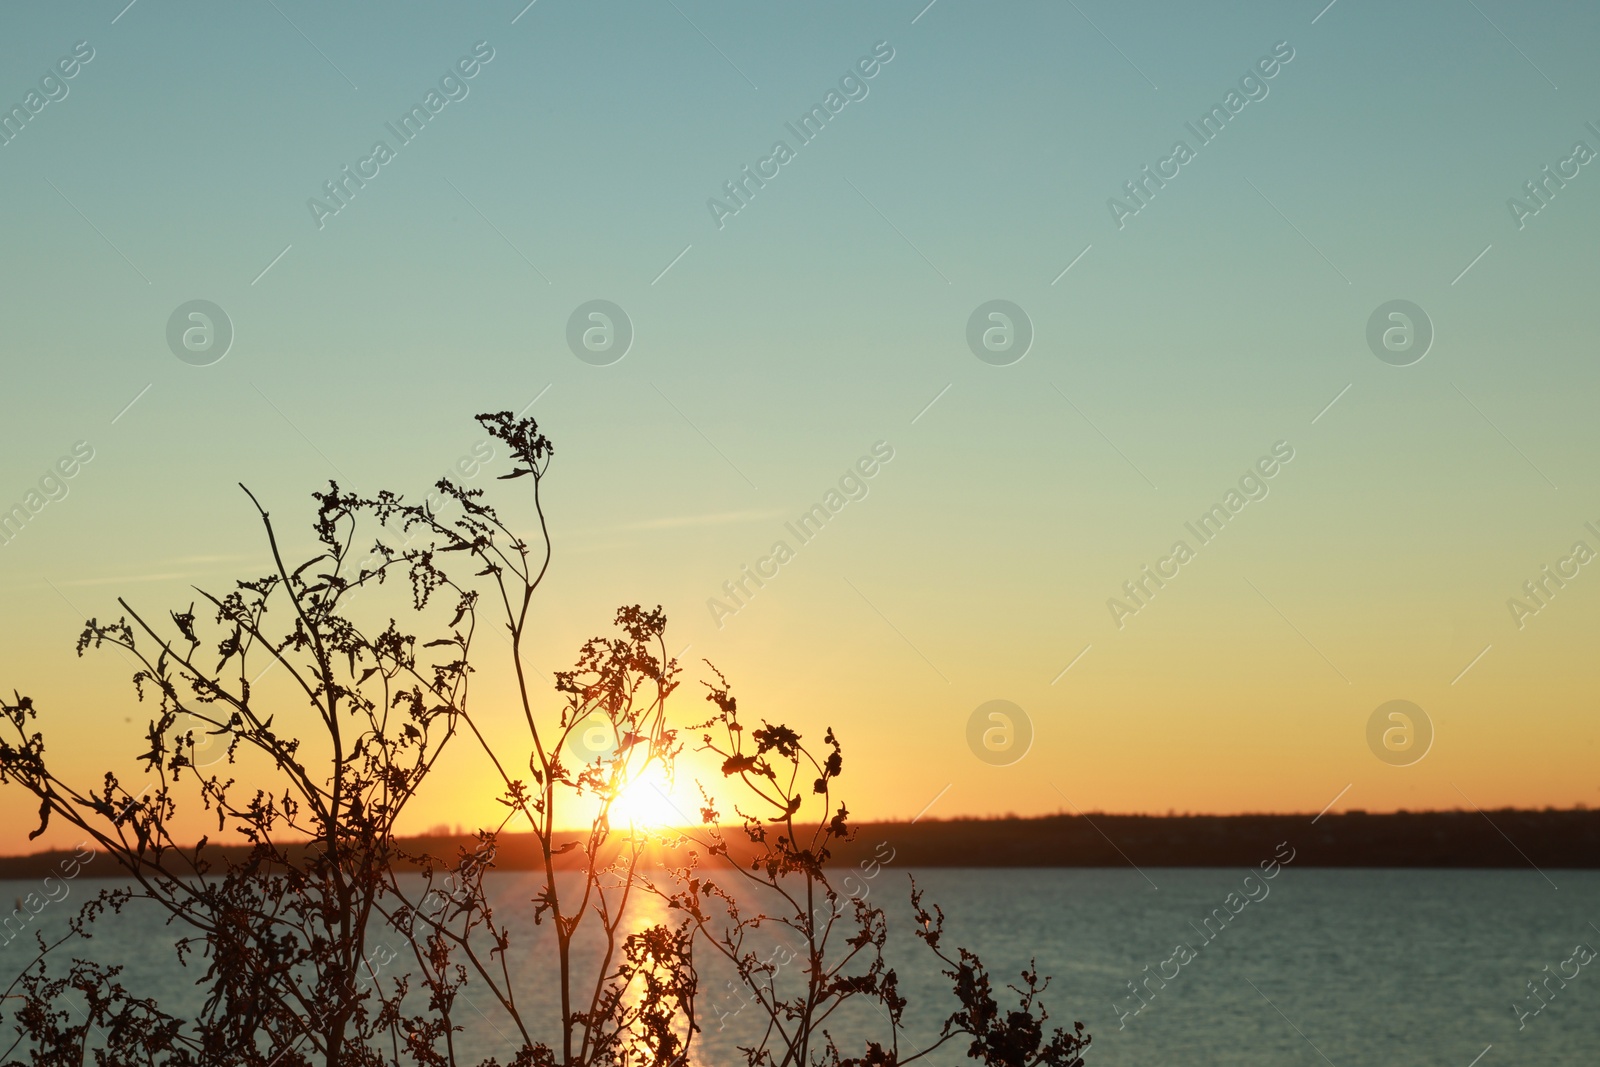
[{"xmin": 3, "ymin": 0, "xmax": 1599, "ymax": 852}]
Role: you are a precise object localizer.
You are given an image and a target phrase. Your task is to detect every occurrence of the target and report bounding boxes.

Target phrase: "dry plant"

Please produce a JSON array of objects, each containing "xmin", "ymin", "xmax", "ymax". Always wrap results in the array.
[{"xmin": 0, "ymin": 412, "xmax": 1087, "ymax": 1067}]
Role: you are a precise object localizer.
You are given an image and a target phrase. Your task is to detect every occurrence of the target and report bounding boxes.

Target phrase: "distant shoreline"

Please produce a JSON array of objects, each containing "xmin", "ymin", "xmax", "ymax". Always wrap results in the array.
[{"xmin": 3, "ymin": 809, "xmax": 1595, "ymax": 880}]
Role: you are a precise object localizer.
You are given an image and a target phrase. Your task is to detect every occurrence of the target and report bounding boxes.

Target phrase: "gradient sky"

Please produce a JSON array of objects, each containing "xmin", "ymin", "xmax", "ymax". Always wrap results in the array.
[{"xmin": 2, "ymin": 0, "xmax": 1598, "ymax": 854}]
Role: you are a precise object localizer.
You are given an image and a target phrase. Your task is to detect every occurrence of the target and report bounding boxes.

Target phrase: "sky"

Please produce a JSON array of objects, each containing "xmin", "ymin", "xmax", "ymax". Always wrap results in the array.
[{"xmin": 2, "ymin": 0, "xmax": 1598, "ymax": 855}]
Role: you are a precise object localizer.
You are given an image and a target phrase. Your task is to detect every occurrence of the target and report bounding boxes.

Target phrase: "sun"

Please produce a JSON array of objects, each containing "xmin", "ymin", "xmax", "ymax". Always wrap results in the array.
[{"xmin": 609, "ymin": 766, "xmax": 685, "ymax": 829}]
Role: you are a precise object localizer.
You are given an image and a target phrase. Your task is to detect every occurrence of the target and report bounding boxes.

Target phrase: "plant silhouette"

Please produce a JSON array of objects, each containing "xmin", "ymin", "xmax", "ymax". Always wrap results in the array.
[{"xmin": 0, "ymin": 412, "xmax": 1087, "ymax": 1067}]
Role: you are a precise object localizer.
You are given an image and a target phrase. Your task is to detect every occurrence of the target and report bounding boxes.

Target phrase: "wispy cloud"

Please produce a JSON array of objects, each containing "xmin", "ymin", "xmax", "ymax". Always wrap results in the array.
[
  {"xmin": 28, "ymin": 554, "xmax": 271, "ymax": 590},
  {"xmin": 53, "ymin": 571, "xmax": 199, "ymax": 588},
  {"xmin": 164, "ymin": 553, "xmax": 267, "ymax": 566},
  {"xmin": 616, "ymin": 509, "xmax": 784, "ymax": 532}
]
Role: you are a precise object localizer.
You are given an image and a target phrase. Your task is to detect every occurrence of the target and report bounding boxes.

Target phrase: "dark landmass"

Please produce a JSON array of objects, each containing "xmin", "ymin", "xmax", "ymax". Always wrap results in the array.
[
  {"xmin": 3, "ymin": 809, "xmax": 1596, "ymax": 881},
  {"xmin": 830, "ymin": 809, "xmax": 1600, "ymax": 870}
]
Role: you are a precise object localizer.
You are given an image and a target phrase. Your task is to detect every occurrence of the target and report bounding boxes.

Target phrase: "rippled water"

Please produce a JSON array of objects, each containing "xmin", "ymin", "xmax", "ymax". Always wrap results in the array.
[{"xmin": 4, "ymin": 867, "xmax": 1596, "ymax": 1065}]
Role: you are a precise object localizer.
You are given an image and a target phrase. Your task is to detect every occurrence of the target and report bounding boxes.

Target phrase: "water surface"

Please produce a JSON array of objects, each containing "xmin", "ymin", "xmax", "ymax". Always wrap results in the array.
[{"xmin": 3, "ymin": 867, "xmax": 1595, "ymax": 1065}]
